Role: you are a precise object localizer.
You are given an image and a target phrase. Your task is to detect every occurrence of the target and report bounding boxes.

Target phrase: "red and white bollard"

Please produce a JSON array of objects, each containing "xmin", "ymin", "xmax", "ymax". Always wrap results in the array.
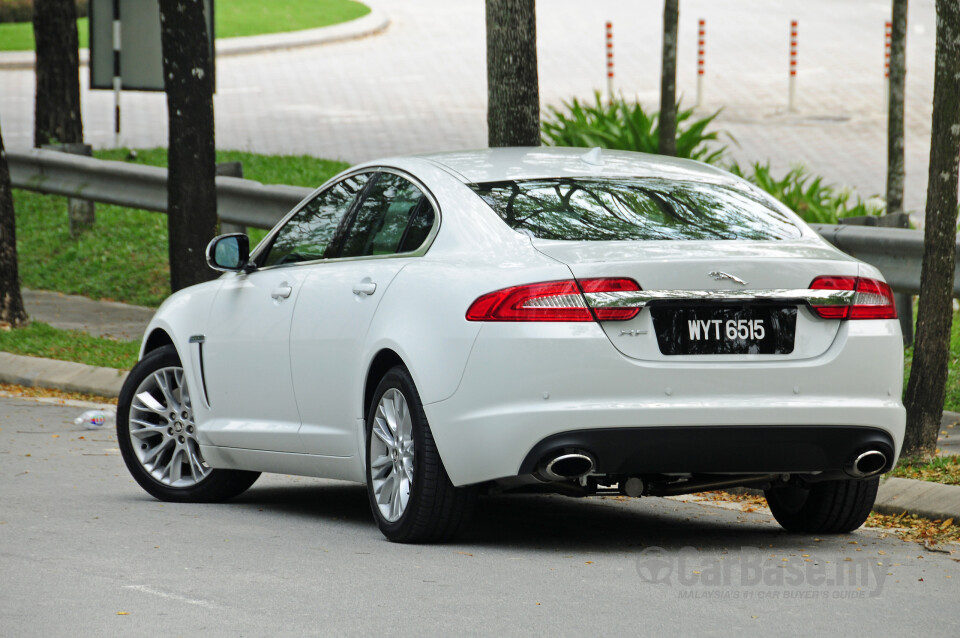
[
  {"xmin": 606, "ymin": 21, "xmax": 614, "ymax": 105},
  {"xmin": 696, "ymin": 19, "xmax": 705, "ymax": 108},
  {"xmin": 788, "ymin": 20, "xmax": 798, "ymax": 112},
  {"xmin": 884, "ymin": 20, "xmax": 892, "ymax": 108}
]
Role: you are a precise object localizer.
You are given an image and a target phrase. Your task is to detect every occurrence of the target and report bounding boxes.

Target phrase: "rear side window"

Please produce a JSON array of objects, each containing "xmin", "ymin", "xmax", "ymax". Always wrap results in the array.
[
  {"xmin": 469, "ymin": 178, "xmax": 801, "ymax": 241},
  {"xmin": 339, "ymin": 173, "xmax": 435, "ymax": 257}
]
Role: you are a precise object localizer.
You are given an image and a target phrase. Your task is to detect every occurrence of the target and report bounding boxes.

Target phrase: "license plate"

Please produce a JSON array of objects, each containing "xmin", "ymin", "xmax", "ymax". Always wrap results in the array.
[{"xmin": 650, "ymin": 305, "xmax": 797, "ymax": 355}]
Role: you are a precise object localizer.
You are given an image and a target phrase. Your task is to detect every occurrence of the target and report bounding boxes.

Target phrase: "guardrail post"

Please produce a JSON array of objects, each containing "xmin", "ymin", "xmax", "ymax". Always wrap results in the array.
[
  {"xmin": 881, "ymin": 214, "xmax": 914, "ymax": 346},
  {"xmin": 43, "ymin": 143, "xmax": 95, "ymax": 237},
  {"xmin": 215, "ymin": 161, "xmax": 246, "ymax": 235}
]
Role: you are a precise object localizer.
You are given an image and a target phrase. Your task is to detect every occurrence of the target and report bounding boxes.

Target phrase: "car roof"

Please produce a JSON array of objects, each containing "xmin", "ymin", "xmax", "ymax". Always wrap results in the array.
[{"xmin": 409, "ymin": 147, "xmax": 734, "ymax": 184}]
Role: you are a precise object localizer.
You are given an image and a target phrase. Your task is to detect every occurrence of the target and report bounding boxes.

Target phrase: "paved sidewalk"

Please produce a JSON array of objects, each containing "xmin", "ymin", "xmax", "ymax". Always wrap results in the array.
[
  {"xmin": 21, "ymin": 289, "xmax": 154, "ymax": 342},
  {"xmin": 0, "ymin": 0, "xmax": 941, "ymax": 221}
]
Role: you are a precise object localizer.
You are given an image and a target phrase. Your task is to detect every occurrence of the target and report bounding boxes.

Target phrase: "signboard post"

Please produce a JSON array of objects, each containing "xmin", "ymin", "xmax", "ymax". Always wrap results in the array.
[{"xmin": 89, "ymin": 0, "xmax": 214, "ymax": 145}]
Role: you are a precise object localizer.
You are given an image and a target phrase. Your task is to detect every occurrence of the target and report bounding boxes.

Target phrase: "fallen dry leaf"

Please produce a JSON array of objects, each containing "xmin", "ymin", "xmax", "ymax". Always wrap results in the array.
[
  {"xmin": 866, "ymin": 512, "xmax": 960, "ymax": 546},
  {"xmin": 0, "ymin": 383, "xmax": 118, "ymax": 405}
]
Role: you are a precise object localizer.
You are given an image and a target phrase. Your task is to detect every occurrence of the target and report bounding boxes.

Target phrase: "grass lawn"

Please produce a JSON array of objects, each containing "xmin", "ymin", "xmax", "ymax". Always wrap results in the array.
[
  {"xmin": 903, "ymin": 308, "xmax": 960, "ymax": 413},
  {"xmin": 0, "ymin": 322, "xmax": 138, "ymax": 369},
  {"xmin": 0, "ymin": 17, "xmax": 88, "ymax": 52},
  {"xmin": 216, "ymin": 0, "xmax": 369, "ymax": 39},
  {"xmin": 890, "ymin": 454, "xmax": 960, "ymax": 486},
  {"xmin": 0, "ymin": 0, "xmax": 369, "ymax": 52},
  {"xmin": 14, "ymin": 148, "xmax": 348, "ymax": 307}
]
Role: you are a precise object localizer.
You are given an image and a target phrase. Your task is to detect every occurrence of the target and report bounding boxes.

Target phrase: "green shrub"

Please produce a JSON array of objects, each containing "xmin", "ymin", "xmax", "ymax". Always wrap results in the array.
[
  {"xmin": 728, "ymin": 161, "xmax": 885, "ymax": 225},
  {"xmin": 541, "ymin": 95, "xmax": 885, "ymax": 225},
  {"xmin": 541, "ymin": 93, "xmax": 728, "ymax": 164}
]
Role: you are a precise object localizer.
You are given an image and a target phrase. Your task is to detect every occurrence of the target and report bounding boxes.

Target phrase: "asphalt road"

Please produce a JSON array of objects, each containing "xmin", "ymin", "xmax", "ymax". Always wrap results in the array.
[{"xmin": 1, "ymin": 395, "xmax": 958, "ymax": 637}]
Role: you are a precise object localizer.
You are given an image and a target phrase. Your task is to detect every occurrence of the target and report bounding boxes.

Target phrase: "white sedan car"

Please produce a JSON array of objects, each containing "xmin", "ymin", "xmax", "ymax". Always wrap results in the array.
[{"xmin": 117, "ymin": 147, "xmax": 905, "ymax": 543}]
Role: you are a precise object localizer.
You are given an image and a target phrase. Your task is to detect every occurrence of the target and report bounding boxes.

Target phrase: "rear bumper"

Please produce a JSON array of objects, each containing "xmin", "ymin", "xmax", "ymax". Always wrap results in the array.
[
  {"xmin": 518, "ymin": 425, "xmax": 896, "ymax": 476},
  {"xmin": 425, "ymin": 319, "xmax": 905, "ymax": 486}
]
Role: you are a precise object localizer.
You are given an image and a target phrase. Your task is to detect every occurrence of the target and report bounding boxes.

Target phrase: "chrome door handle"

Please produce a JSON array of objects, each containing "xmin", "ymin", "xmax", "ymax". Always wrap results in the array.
[
  {"xmin": 271, "ymin": 284, "xmax": 293, "ymax": 300},
  {"xmin": 352, "ymin": 282, "xmax": 377, "ymax": 296}
]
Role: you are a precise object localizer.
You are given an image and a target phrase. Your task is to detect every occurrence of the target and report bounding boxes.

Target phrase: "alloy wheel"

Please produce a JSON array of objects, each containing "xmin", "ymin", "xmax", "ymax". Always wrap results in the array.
[
  {"xmin": 127, "ymin": 366, "xmax": 210, "ymax": 487},
  {"xmin": 369, "ymin": 388, "xmax": 415, "ymax": 522}
]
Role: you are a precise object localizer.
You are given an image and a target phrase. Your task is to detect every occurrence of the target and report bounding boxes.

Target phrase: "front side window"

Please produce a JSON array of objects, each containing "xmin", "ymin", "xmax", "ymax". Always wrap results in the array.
[
  {"xmin": 261, "ymin": 173, "xmax": 371, "ymax": 267},
  {"xmin": 339, "ymin": 173, "xmax": 435, "ymax": 258},
  {"xmin": 469, "ymin": 177, "xmax": 802, "ymax": 241}
]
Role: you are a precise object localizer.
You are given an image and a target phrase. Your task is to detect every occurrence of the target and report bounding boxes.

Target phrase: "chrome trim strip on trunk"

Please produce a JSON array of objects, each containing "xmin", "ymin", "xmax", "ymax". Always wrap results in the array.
[{"xmin": 583, "ymin": 288, "xmax": 856, "ymax": 309}]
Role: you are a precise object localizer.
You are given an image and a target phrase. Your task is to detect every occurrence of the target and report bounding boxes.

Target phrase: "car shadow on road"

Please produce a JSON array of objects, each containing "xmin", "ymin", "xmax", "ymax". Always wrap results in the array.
[
  {"xmin": 461, "ymin": 493, "xmax": 808, "ymax": 553},
  {"xmin": 228, "ymin": 480, "xmax": 831, "ymax": 552},
  {"xmin": 232, "ymin": 480, "xmax": 374, "ymax": 528}
]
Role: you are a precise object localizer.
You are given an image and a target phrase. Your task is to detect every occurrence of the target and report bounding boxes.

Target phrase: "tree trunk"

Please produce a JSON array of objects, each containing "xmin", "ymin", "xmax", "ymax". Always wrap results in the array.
[
  {"xmin": 658, "ymin": 0, "xmax": 679, "ymax": 157},
  {"xmin": 159, "ymin": 0, "xmax": 218, "ymax": 292},
  {"xmin": 886, "ymin": 0, "xmax": 908, "ymax": 214},
  {"xmin": 0, "ymin": 121, "xmax": 28, "ymax": 327},
  {"xmin": 486, "ymin": 0, "xmax": 540, "ymax": 147},
  {"xmin": 901, "ymin": 0, "xmax": 960, "ymax": 459},
  {"xmin": 32, "ymin": 0, "xmax": 82, "ymax": 147}
]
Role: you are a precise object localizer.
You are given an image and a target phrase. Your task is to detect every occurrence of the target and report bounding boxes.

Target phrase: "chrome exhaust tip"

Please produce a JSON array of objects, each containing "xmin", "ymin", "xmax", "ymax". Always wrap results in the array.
[
  {"xmin": 846, "ymin": 449, "xmax": 888, "ymax": 478},
  {"xmin": 539, "ymin": 452, "xmax": 595, "ymax": 481}
]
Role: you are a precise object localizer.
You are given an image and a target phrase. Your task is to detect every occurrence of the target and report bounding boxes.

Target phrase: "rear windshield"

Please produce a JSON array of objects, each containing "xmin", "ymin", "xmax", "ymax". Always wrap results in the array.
[{"xmin": 468, "ymin": 177, "xmax": 802, "ymax": 241}]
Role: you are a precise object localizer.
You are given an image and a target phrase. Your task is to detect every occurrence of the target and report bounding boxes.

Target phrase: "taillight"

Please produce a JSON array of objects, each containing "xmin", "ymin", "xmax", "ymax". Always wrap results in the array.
[
  {"xmin": 465, "ymin": 278, "xmax": 641, "ymax": 322},
  {"xmin": 809, "ymin": 276, "xmax": 897, "ymax": 320},
  {"xmin": 466, "ymin": 280, "xmax": 591, "ymax": 321},
  {"xmin": 580, "ymin": 278, "xmax": 642, "ymax": 320}
]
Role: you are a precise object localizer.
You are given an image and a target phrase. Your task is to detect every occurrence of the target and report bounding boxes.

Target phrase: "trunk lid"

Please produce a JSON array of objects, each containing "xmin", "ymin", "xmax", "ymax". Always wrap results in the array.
[{"xmin": 532, "ymin": 238, "xmax": 859, "ymax": 361}]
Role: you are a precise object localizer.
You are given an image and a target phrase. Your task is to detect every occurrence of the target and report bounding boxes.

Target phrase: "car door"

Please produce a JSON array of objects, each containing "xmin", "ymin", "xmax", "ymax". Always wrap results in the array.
[
  {"xmin": 200, "ymin": 172, "xmax": 373, "ymax": 452},
  {"xmin": 290, "ymin": 170, "xmax": 439, "ymax": 457}
]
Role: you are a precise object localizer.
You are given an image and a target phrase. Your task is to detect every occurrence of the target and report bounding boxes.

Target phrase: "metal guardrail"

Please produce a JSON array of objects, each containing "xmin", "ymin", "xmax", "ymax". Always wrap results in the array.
[
  {"xmin": 7, "ymin": 148, "xmax": 312, "ymax": 230},
  {"xmin": 6, "ymin": 148, "xmax": 959, "ymax": 297},
  {"xmin": 810, "ymin": 223, "xmax": 960, "ymax": 297}
]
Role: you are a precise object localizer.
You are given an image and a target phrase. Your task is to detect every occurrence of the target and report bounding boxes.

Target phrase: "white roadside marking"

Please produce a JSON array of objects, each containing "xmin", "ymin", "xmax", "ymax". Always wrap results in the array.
[{"xmin": 124, "ymin": 585, "xmax": 219, "ymax": 609}]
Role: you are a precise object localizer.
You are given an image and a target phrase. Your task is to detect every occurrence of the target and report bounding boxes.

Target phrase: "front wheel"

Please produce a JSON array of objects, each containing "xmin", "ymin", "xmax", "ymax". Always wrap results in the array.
[
  {"xmin": 765, "ymin": 477, "xmax": 879, "ymax": 534},
  {"xmin": 117, "ymin": 345, "xmax": 260, "ymax": 503},
  {"xmin": 365, "ymin": 366, "xmax": 475, "ymax": 543}
]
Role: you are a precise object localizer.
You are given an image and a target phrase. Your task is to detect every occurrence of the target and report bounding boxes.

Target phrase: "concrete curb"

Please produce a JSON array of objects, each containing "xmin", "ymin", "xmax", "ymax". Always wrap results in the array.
[
  {"xmin": 0, "ymin": 352, "xmax": 126, "ymax": 398},
  {"xmin": 215, "ymin": 9, "xmax": 389, "ymax": 57},
  {"xmin": 0, "ymin": 8, "xmax": 389, "ymax": 71},
  {"xmin": 874, "ymin": 476, "xmax": 960, "ymax": 521}
]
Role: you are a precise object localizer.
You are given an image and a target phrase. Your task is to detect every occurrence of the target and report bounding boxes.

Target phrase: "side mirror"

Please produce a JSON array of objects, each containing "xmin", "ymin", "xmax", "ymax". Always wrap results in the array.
[{"xmin": 206, "ymin": 234, "xmax": 251, "ymax": 272}]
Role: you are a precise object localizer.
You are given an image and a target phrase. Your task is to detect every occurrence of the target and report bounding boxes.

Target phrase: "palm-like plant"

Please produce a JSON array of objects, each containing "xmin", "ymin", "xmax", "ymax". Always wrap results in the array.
[{"xmin": 541, "ymin": 93, "xmax": 727, "ymax": 164}]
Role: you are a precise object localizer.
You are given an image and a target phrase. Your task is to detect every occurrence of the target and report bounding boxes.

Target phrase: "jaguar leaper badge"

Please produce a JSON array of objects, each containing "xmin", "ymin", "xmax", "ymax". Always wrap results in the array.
[{"xmin": 708, "ymin": 271, "xmax": 748, "ymax": 286}]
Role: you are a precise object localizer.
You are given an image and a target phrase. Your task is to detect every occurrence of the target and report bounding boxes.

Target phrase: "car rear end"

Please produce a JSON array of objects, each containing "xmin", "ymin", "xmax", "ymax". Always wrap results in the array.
[{"xmin": 421, "ymin": 150, "xmax": 905, "ymax": 496}]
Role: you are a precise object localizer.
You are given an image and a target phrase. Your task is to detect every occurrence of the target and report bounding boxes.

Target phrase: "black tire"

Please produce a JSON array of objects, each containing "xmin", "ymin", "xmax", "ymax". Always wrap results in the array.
[
  {"xmin": 765, "ymin": 477, "xmax": 879, "ymax": 534},
  {"xmin": 117, "ymin": 345, "xmax": 260, "ymax": 503},
  {"xmin": 365, "ymin": 365, "xmax": 475, "ymax": 543}
]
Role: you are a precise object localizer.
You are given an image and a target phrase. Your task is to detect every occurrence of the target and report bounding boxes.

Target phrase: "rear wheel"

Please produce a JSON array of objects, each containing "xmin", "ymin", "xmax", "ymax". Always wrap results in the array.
[
  {"xmin": 765, "ymin": 477, "xmax": 879, "ymax": 534},
  {"xmin": 117, "ymin": 345, "xmax": 260, "ymax": 503},
  {"xmin": 365, "ymin": 365, "xmax": 475, "ymax": 543}
]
